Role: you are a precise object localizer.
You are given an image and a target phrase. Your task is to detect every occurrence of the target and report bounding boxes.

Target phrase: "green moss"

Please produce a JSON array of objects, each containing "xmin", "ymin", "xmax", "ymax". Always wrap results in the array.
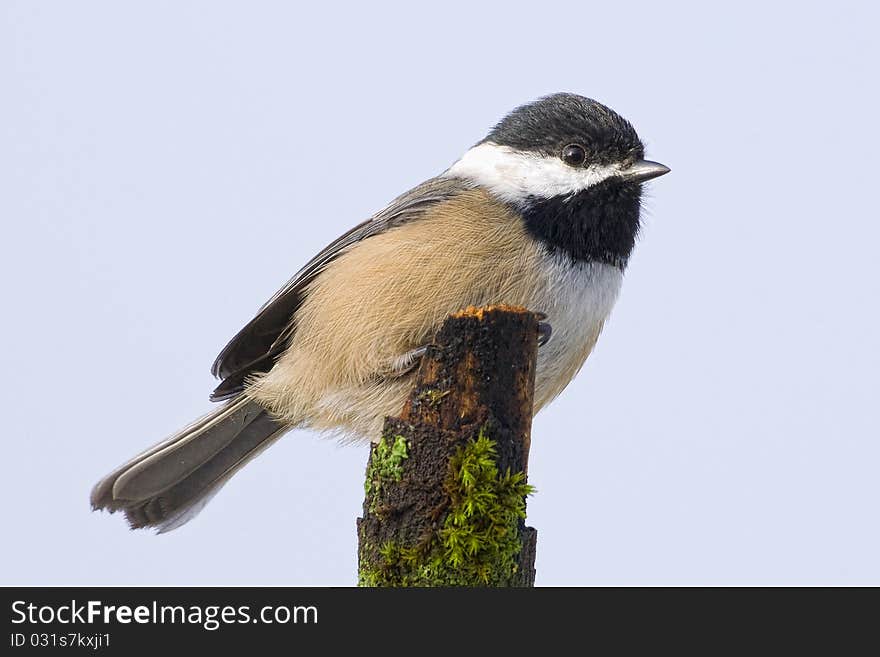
[
  {"xmin": 360, "ymin": 427, "xmax": 534, "ymax": 587},
  {"xmin": 364, "ymin": 434, "xmax": 409, "ymax": 506},
  {"xmin": 418, "ymin": 387, "xmax": 450, "ymax": 406}
]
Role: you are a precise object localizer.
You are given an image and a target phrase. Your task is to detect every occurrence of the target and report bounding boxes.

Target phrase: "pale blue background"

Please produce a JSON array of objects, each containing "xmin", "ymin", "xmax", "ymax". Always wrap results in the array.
[{"xmin": 2, "ymin": 1, "xmax": 878, "ymax": 585}]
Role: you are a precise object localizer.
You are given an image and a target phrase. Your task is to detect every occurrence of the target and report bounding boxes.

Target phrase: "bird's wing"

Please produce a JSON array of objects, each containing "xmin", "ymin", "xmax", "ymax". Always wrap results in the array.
[{"xmin": 209, "ymin": 175, "xmax": 469, "ymax": 401}]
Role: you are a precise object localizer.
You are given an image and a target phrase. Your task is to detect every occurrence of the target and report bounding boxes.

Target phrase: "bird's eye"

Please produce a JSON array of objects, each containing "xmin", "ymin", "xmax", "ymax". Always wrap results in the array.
[{"xmin": 561, "ymin": 144, "xmax": 587, "ymax": 167}]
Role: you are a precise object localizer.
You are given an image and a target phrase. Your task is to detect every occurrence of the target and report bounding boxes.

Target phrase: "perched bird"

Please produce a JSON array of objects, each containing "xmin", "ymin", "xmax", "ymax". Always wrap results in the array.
[{"xmin": 91, "ymin": 93, "xmax": 669, "ymax": 532}]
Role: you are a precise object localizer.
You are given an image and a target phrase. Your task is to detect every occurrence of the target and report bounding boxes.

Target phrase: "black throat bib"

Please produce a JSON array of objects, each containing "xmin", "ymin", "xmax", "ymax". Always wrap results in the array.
[{"xmin": 520, "ymin": 180, "xmax": 642, "ymax": 268}]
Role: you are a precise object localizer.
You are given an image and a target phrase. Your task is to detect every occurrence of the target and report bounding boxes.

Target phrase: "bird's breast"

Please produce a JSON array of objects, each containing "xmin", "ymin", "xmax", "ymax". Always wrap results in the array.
[{"xmin": 528, "ymin": 251, "xmax": 624, "ymax": 410}]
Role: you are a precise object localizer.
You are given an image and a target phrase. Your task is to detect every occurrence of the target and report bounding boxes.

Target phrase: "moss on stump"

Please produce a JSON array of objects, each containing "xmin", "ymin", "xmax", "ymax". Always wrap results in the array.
[{"xmin": 357, "ymin": 305, "xmax": 539, "ymax": 587}]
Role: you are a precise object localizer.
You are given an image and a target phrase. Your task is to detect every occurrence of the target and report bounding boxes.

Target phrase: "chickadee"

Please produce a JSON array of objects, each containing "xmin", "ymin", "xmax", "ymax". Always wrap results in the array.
[{"xmin": 91, "ymin": 93, "xmax": 669, "ymax": 532}]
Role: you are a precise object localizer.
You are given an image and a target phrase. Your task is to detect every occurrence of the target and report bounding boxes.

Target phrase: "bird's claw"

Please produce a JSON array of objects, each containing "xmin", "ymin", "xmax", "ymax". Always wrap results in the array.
[
  {"xmin": 537, "ymin": 321, "xmax": 552, "ymax": 347},
  {"xmin": 387, "ymin": 345, "xmax": 428, "ymax": 377}
]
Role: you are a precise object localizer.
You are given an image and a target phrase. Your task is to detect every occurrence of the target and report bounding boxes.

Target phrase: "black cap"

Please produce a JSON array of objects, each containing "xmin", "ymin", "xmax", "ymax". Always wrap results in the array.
[{"xmin": 484, "ymin": 93, "xmax": 644, "ymax": 165}]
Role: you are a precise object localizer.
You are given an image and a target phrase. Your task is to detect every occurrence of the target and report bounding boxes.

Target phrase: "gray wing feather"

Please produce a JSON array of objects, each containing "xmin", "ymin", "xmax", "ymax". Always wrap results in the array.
[{"xmin": 209, "ymin": 175, "xmax": 468, "ymax": 399}]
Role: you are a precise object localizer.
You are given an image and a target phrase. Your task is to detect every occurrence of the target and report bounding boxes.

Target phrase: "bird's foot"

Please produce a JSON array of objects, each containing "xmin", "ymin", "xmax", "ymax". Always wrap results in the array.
[
  {"xmin": 533, "ymin": 311, "xmax": 552, "ymax": 346},
  {"xmin": 538, "ymin": 321, "xmax": 552, "ymax": 347}
]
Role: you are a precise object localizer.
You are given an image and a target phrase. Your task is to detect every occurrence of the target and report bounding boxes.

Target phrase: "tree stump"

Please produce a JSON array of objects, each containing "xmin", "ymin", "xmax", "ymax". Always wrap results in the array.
[{"xmin": 357, "ymin": 305, "xmax": 539, "ymax": 586}]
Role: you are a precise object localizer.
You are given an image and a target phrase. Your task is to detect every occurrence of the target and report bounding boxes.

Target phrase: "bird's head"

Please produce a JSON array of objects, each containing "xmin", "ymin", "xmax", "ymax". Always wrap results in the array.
[{"xmin": 447, "ymin": 93, "xmax": 669, "ymax": 267}]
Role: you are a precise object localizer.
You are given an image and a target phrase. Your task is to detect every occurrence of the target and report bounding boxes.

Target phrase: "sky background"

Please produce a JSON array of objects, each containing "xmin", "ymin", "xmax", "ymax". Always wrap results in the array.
[{"xmin": 2, "ymin": 1, "xmax": 878, "ymax": 586}]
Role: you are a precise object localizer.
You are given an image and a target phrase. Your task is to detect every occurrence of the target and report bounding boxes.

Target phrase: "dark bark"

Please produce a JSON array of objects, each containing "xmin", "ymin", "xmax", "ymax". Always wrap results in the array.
[{"xmin": 358, "ymin": 305, "xmax": 539, "ymax": 587}]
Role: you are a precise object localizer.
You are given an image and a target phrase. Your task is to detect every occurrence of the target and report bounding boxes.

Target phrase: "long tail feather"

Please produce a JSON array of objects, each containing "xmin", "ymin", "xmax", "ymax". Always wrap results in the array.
[{"xmin": 90, "ymin": 397, "xmax": 285, "ymax": 532}]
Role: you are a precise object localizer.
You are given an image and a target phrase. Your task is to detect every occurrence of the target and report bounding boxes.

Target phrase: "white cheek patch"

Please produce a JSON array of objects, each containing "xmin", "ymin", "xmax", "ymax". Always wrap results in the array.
[{"xmin": 444, "ymin": 141, "xmax": 622, "ymax": 205}]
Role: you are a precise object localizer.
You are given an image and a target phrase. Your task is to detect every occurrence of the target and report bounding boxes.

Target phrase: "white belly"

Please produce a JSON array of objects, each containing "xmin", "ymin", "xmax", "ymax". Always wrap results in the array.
[{"xmin": 530, "ymin": 252, "xmax": 624, "ymax": 410}]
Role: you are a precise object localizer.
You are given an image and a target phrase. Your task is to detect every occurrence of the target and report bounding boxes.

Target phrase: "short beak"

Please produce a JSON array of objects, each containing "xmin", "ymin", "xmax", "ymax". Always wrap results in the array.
[{"xmin": 624, "ymin": 159, "xmax": 670, "ymax": 183}]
